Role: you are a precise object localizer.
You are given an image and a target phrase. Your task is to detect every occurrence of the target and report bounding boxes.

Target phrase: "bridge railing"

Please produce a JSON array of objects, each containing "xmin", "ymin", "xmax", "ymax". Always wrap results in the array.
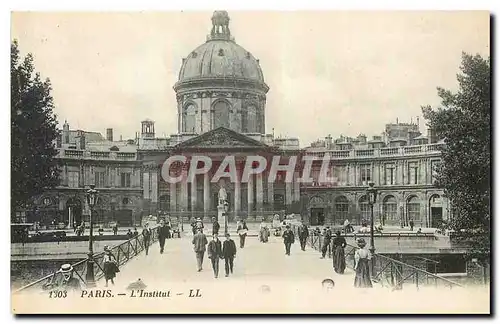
[
  {"xmin": 13, "ymin": 226, "xmax": 159, "ymax": 295},
  {"xmin": 292, "ymin": 226, "xmax": 463, "ymax": 290}
]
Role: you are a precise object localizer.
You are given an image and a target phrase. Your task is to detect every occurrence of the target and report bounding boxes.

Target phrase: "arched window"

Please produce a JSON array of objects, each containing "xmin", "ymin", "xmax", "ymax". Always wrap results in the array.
[
  {"xmin": 358, "ymin": 195, "xmax": 370, "ymax": 224},
  {"xmin": 213, "ymin": 101, "xmax": 230, "ymax": 128},
  {"xmin": 183, "ymin": 104, "xmax": 196, "ymax": 133},
  {"xmin": 407, "ymin": 196, "xmax": 421, "ymax": 223},
  {"xmin": 382, "ymin": 195, "xmax": 397, "ymax": 224},
  {"xmin": 246, "ymin": 105, "xmax": 258, "ymax": 133},
  {"xmin": 335, "ymin": 196, "xmax": 349, "ymax": 224}
]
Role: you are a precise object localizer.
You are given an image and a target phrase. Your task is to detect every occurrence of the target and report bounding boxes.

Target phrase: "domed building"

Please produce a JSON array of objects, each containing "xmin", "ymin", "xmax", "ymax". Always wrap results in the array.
[{"xmin": 173, "ymin": 11, "xmax": 269, "ymax": 135}]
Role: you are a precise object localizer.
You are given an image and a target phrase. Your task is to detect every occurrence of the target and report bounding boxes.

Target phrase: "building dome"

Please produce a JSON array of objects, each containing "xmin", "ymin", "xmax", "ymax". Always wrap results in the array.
[
  {"xmin": 178, "ymin": 40, "xmax": 265, "ymax": 83},
  {"xmin": 173, "ymin": 11, "xmax": 268, "ymax": 135}
]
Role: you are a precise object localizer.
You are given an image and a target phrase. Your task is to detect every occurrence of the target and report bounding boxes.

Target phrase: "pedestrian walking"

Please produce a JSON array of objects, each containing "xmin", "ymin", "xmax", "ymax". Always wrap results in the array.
[
  {"xmin": 237, "ymin": 220, "xmax": 249, "ymax": 248},
  {"xmin": 158, "ymin": 220, "xmax": 169, "ymax": 254},
  {"xmin": 332, "ymin": 231, "xmax": 347, "ymax": 274},
  {"xmin": 282, "ymin": 225, "xmax": 295, "ymax": 256},
  {"xmin": 142, "ymin": 222, "xmax": 151, "ymax": 256},
  {"xmin": 212, "ymin": 217, "xmax": 220, "ymax": 235},
  {"xmin": 409, "ymin": 219, "xmax": 414, "ymax": 231},
  {"xmin": 353, "ymin": 238, "xmax": 373, "ymax": 288},
  {"xmin": 192, "ymin": 228, "xmax": 208, "ymax": 272},
  {"xmin": 320, "ymin": 226, "xmax": 332, "ymax": 258},
  {"xmin": 207, "ymin": 233, "xmax": 223, "ymax": 278},
  {"xmin": 103, "ymin": 246, "xmax": 119, "ymax": 287},
  {"xmin": 298, "ymin": 221, "xmax": 309, "ymax": 251},
  {"xmin": 222, "ymin": 233, "xmax": 237, "ymax": 277},
  {"xmin": 165, "ymin": 221, "xmax": 172, "ymax": 239},
  {"xmin": 112, "ymin": 224, "xmax": 118, "ymax": 235}
]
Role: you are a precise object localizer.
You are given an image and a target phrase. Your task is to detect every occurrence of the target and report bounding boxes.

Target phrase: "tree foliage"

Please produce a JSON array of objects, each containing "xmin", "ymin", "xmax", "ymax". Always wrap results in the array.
[
  {"xmin": 422, "ymin": 53, "xmax": 490, "ymax": 262},
  {"xmin": 11, "ymin": 40, "xmax": 61, "ymax": 219}
]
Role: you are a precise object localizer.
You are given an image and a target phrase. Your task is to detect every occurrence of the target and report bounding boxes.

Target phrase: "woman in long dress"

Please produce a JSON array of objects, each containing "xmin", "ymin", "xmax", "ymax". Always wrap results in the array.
[
  {"xmin": 103, "ymin": 246, "xmax": 119, "ymax": 287},
  {"xmin": 354, "ymin": 238, "xmax": 373, "ymax": 288},
  {"xmin": 332, "ymin": 231, "xmax": 346, "ymax": 274}
]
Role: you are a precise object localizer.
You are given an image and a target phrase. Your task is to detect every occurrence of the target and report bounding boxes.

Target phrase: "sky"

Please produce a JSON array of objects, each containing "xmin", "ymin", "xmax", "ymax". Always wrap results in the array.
[{"xmin": 10, "ymin": 11, "xmax": 490, "ymax": 146}]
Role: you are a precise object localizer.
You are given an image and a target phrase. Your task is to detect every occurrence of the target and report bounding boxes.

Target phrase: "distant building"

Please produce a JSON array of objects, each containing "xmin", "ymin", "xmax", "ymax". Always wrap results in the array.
[{"xmin": 19, "ymin": 12, "xmax": 448, "ymax": 229}]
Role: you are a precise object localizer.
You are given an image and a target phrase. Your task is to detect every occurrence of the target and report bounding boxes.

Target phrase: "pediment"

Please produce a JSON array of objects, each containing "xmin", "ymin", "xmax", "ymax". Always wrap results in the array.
[{"xmin": 175, "ymin": 127, "xmax": 269, "ymax": 150}]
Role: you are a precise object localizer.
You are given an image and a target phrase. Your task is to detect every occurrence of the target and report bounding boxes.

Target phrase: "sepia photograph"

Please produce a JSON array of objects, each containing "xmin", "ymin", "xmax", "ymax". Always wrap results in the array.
[{"xmin": 9, "ymin": 9, "xmax": 491, "ymax": 315}]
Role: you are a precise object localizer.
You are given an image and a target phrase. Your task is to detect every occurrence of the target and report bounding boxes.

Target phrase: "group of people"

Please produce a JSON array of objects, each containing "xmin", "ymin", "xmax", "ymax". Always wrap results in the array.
[{"xmin": 192, "ymin": 229, "xmax": 237, "ymax": 278}]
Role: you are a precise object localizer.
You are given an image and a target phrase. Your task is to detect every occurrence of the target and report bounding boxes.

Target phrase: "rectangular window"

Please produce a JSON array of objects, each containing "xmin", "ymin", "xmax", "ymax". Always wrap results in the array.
[
  {"xmin": 95, "ymin": 171, "xmax": 106, "ymax": 188},
  {"xmin": 68, "ymin": 171, "xmax": 79, "ymax": 188},
  {"xmin": 408, "ymin": 162, "xmax": 418, "ymax": 185},
  {"xmin": 360, "ymin": 164, "xmax": 371, "ymax": 185},
  {"xmin": 385, "ymin": 164, "xmax": 395, "ymax": 185},
  {"xmin": 120, "ymin": 172, "xmax": 131, "ymax": 188},
  {"xmin": 431, "ymin": 160, "xmax": 441, "ymax": 183}
]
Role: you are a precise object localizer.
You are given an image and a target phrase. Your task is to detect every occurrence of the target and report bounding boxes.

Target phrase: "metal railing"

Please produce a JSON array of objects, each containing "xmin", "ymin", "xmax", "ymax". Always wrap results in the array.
[
  {"xmin": 293, "ymin": 226, "xmax": 463, "ymax": 290},
  {"xmin": 13, "ymin": 226, "xmax": 159, "ymax": 294}
]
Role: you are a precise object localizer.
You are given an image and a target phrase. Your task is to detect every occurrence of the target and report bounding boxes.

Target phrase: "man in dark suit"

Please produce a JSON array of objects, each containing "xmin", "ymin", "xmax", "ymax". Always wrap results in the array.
[
  {"xmin": 207, "ymin": 233, "xmax": 223, "ymax": 278},
  {"xmin": 222, "ymin": 233, "xmax": 237, "ymax": 277},
  {"xmin": 192, "ymin": 228, "xmax": 208, "ymax": 272},
  {"xmin": 142, "ymin": 222, "xmax": 151, "ymax": 256},
  {"xmin": 282, "ymin": 225, "xmax": 295, "ymax": 256},
  {"xmin": 212, "ymin": 217, "xmax": 220, "ymax": 235},
  {"xmin": 298, "ymin": 221, "xmax": 309, "ymax": 251},
  {"xmin": 158, "ymin": 220, "xmax": 169, "ymax": 254},
  {"xmin": 321, "ymin": 226, "xmax": 332, "ymax": 259}
]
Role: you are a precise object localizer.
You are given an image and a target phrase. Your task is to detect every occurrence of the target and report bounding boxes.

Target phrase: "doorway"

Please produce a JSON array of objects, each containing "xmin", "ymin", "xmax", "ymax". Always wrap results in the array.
[
  {"xmin": 66, "ymin": 197, "xmax": 82, "ymax": 226},
  {"xmin": 310, "ymin": 208, "xmax": 325, "ymax": 226},
  {"xmin": 429, "ymin": 195, "xmax": 443, "ymax": 228}
]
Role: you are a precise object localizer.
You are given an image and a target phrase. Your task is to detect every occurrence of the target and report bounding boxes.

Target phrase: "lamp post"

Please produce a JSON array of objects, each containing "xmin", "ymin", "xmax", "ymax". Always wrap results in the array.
[
  {"xmin": 85, "ymin": 185, "xmax": 98, "ymax": 288},
  {"xmin": 223, "ymin": 200, "xmax": 229, "ymax": 235},
  {"xmin": 366, "ymin": 182, "xmax": 377, "ymax": 273}
]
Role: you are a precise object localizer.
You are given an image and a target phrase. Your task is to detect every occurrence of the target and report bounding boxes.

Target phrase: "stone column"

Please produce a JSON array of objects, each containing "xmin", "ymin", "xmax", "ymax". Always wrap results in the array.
[
  {"xmin": 170, "ymin": 181, "xmax": 177, "ymax": 212},
  {"xmin": 285, "ymin": 180, "xmax": 292, "ymax": 208},
  {"xmin": 203, "ymin": 172, "xmax": 210, "ymax": 215},
  {"xmin": 234, "ymin": 166, "xmax": 241, "ymax": 217},
  {"xmin": 151, "ymin": 170, "xmax": 158, "ymax": 203},
  {"xmin": 293, "ymin": 171, "xmax": 300, "ymax": 202},
  {"xmin": 143, "ymin": 171, "xmax": 150, "ymax": 199},
  {"xmin": 256, "ymin": 172, "xmax": 264, "ymax": 211},
  {"xmin": 267, "ymin": 179, "xmax": 274, "ymax": 210},
  {"xmin": 181, "ymin": 168, "xmax": 188, "ymax": 211},
  {"xmin": 247, "ymin": 173, "xmax": 254, "ymax": 216},
  {"xmin": 191, "ymin": 174, "xmax": 197, "ymax": 213}
]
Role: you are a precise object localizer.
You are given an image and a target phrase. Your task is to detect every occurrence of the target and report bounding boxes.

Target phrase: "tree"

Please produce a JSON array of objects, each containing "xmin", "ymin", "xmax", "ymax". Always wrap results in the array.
[
  {"xmin": 422, "ymin": 52, "xmax": 490, "ymax": 263},
  {"xmin": 11, "ymin": 40, "xmax": 61, "ymax": 220}
]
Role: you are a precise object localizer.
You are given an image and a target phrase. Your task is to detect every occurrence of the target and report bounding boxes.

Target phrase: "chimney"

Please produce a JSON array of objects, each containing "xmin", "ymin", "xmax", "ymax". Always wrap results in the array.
[
  {"xmin": 63, "ymin": 120, "xmax": 70, "ymax": 144},
  {"xmin": 77, "ymin": 130, "xmax": 86, "ymax": 150},
  {"xmin": 106, "ymin": 128, "xmax": 113, "ymax": 142},
  {"xmin": 120, "ymin": 135, "xmax": 123, "ymax": 141}
]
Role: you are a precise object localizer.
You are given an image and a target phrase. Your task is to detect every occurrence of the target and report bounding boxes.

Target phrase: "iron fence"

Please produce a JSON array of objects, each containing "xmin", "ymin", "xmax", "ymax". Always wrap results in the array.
[
  {"xmin": 13, "ymin": 226, "xmax": 159, "ymax": 295},
  {"xmin": 292, "ymin": 225, "xmax": 463, "ymax": 290}
]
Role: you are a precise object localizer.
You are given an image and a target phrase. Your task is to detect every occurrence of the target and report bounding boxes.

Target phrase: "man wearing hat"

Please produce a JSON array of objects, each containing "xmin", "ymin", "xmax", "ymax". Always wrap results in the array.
[
  {"xmin": 58, "ymin": 264, "xmax": 82, "ymax": 291},
  {"xmin": 158, "ymin": 220, "xmax": 169, "ymax": 254},
  {"xmin": 212, "ymin": 217, "xmax": 220, "ymax": 236},
  {"xmin": 207, "ymin": 233, "xmax": 223, "ymax": 278},
  {"xmin": 320, "ymin": 226, "xmax": 332, "ymax": 259},
  {"xmin": 192, "ymin": 228, "xmax": 208, "ymax": 272},
  {"xmin": 222, "ymin": 232, "xmax": 237, "ymax": 277},
  {"xmin": 282, "ymin": 225, "xmax": 295, "ymax": 256}
]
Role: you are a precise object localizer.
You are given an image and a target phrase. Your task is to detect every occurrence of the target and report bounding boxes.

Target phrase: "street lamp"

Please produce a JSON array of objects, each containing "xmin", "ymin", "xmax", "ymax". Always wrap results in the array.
[
  {"xmin": 366, "ymin": 182, "xmax": 377, "ymax": 272},
  {"xmin": 85, "ymin": 184, "xmax": 98, "ymax": 288},
  {"xmin": 223, "ymin": 200, "xmax": 229, "ymax": 235}
]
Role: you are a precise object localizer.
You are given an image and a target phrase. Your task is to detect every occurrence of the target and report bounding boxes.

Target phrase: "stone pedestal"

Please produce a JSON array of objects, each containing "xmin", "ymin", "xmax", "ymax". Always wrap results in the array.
[{"xmin": 218, "ymin": 204, "xmax": 227, "ymax": 234}]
